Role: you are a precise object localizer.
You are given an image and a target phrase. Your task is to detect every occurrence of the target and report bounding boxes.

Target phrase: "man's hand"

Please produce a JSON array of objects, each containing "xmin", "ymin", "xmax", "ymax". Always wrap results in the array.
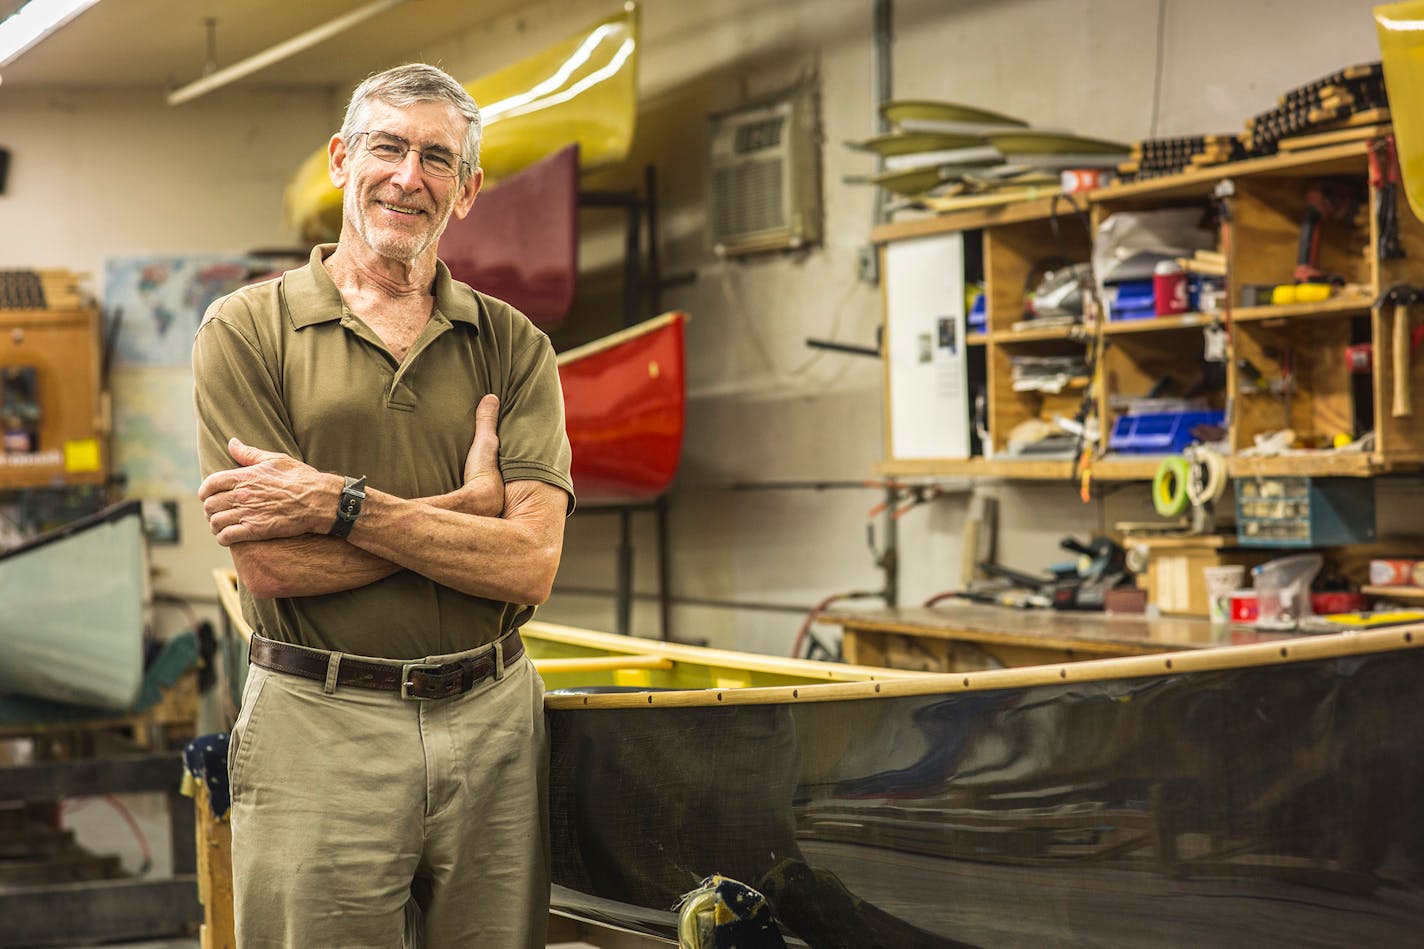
[
  {"xmin": 460, "ymin": 393, "xmax": 505, "ymax": 517},
  {"xmin": 199, "ymin": 440, "xmax": 335, "ymax": 547}
]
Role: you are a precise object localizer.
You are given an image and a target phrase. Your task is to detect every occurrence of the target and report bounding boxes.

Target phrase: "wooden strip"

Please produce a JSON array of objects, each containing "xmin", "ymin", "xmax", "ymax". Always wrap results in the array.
[
  {"xmin": 532, "ymin": 655, "xmax": 673, "ymax": 674},
  {"xmin": 193, "ymin": 782, "xmax": 235, "ymax": 949},
  {"xmin": 554, "ymin": 311, "xmax": 686, "ymax": 366},
  {"xmin": 213, "ymin": 570, "xmax": 254, "ymax": 644},
  {"xmin": 870, "ymin": 195, "xmax": 1072, "ymax": 244},
  {"xmin": 543, "ymin": 624, "xmax": 1424, "ymax": 709},
  {"xmin": 1277, "ymin": 121, "xmax": 1392, "ymax": 152},
  {"xmin": 524, "ymin": 620, "xmax": 928, "ymax": 681}
]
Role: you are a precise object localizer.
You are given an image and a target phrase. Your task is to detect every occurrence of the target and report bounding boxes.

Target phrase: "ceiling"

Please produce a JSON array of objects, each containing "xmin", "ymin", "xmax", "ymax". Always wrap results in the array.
[{"xmin": 0, "ymin": 0, "xmax": 530, "ymax": 90}]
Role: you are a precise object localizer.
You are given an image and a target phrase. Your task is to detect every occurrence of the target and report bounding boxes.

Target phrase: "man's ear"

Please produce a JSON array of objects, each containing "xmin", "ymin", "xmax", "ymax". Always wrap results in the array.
[
  {"xmin": 328, "ymin": 134, "xmax": 351, "ymax": 189},
  {"xmin": 451, "ymin": 167, "xmax": 484, "ymax": 221}
]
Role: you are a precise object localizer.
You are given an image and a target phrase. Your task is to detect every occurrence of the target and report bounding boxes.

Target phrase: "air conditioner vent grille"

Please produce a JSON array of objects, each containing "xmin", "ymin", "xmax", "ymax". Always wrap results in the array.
[{"xmin": 711, "ymin": 159, "xmax": 785, "ymax": 242}]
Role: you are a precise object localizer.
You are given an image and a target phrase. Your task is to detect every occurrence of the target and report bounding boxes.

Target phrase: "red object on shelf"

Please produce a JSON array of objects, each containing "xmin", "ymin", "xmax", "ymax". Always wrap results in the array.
[
  {"xmin": 558, "ymin": 312, "xmax": 688, "ymax": 506},
  {"xmin": 1230, "ymin": 590, "xmax": 1259, "ymax": 623},
  {"xmin": 1311, "ymin": 591, "xmax": 1369, "ymax": 615}
]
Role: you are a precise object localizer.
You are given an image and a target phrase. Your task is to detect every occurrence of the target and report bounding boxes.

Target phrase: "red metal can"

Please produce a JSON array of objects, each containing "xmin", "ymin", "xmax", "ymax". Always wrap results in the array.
[{"xmin": 1153, "ymin": 261, "xmax": 1188, "ymax": 315}]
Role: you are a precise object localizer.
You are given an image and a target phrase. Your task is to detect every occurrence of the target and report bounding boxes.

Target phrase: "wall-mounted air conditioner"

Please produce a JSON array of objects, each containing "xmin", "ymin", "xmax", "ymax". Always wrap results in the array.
[{"xmin": 705, "ymin": 82, "xmax": 822, "ymax": 256}]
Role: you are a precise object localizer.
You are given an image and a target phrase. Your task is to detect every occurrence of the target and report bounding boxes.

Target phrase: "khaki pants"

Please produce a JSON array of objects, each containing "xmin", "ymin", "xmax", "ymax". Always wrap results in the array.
[{"xmin": 227, "ymin": 645, "xmax": 549, "ymax": 948}]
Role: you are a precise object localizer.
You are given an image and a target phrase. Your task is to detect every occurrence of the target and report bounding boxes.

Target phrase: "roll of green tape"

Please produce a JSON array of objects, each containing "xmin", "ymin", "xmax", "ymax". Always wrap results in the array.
[{"xmin": 1153, "ymin": 456, "xmax": 1191, "ymax": 517}]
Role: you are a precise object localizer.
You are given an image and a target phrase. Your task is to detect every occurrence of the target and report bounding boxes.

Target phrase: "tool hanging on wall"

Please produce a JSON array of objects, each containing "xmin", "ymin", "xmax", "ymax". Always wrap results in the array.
[
  {"xmin": 1379, "ymin": 283, "xmax": 1421, "ymax": 417},
  {"xmin": 1294, "ymin": 179, "xmax": 1361, "ymax": 284},
  {"xmin": 1368, "ymin": 135, "xmax": 1406, "ymax": 261}
]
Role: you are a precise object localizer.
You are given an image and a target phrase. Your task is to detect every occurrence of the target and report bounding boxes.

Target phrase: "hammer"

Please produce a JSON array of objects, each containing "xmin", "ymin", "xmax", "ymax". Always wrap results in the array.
[{"xmin": 1381, "ymin": 283, "xmax": 1421, "ymax": 417}]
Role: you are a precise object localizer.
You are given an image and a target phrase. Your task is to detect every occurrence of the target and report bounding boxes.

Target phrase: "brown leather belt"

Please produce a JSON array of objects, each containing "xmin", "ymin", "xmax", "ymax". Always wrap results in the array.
[{"xmin": 248, "ymin": 631, "xmax": 524, "ymax": 700}]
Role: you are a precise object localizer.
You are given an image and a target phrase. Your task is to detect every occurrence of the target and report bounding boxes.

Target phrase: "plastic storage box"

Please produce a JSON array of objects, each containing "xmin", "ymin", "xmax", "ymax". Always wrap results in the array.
[
  {"xmin": 1236, "ymin": 477, "xmax": 1376, "ymax": 548},
  {"xmin": 1108, "ymin": 410, "xmax": 1225, "ymax": 454}
]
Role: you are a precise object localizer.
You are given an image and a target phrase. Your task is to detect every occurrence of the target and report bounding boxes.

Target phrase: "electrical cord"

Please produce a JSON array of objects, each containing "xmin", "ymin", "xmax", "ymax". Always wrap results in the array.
[{"xmin": 789, "ymin": 591, "xmax": 881, "ymax": 659}]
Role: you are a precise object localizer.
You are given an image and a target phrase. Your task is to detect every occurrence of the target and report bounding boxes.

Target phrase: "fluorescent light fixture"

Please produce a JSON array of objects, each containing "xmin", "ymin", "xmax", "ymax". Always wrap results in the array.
[
  {"xmin": 167, "ymin": 0, "xmax": 406, "ymax": 106},
  {"xmin": 0, "ymin": 0, "xmax": 101, "ymax": 68}
]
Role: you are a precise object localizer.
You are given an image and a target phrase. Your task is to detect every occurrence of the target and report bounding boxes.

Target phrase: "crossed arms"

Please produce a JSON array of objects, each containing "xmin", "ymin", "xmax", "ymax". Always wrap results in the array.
[{"xmin": 198, "ymin": 394, "xmax": 567, "ymax": 605}]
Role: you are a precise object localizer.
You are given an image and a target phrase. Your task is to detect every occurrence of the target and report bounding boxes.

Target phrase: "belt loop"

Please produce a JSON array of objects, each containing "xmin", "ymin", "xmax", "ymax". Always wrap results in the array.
[
  {"xmin": 323, "ymin": 653, "xmax": 343, "ymax": 694},
  {"xmin": 492, "ymin": 640, "xmax": 505, "ymax": 681}
]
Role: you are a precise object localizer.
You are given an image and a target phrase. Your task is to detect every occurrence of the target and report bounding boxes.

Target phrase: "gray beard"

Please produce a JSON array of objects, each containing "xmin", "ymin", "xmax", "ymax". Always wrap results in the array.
[{"xmin": 349, "ymin": 196, "xmax": 449, "ymax": 261}]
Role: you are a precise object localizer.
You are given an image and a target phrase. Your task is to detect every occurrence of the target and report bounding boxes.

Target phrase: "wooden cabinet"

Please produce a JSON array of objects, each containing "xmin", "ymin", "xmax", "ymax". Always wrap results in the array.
[
  {"xmin": 874, "ymin": 137, "xmax": 1423, "ymax": 481},
  {"xmin": 0, "ymin": 272, "xmax": 108, "ymax": 490}
]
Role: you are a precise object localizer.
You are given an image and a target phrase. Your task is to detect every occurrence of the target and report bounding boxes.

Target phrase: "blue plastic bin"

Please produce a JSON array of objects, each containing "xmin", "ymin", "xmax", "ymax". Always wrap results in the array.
[{"xmin": 1108, "ymin": 410, "xmax": 1225, "ymax": 454}]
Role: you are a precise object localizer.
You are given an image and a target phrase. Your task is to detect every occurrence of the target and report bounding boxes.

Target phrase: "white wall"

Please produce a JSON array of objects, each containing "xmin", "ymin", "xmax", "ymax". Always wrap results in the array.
[{"xmin": 0, "ymin": 0, "xmax": 1395, "ymax": 656}]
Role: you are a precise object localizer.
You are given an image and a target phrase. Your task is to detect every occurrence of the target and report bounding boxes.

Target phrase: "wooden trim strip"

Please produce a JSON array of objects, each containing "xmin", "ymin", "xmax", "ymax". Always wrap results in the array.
[
  {"xmin": 213, "ymin": 569, "xmax": 254, "ymax": 644},
  {"xmin": 533, "ymin": 655, "xmax": 673, "ymax": 674},
  {"xmin": 524, "ymin": 620, "xmax": 929, "ymax": 681},
  {"xmin": 554, "ymin": 312, "xmax": 686, "ymax": 366},
  {"xmin": 543, "ymin": 624, "xmax": 1424, "ymax": 709}
]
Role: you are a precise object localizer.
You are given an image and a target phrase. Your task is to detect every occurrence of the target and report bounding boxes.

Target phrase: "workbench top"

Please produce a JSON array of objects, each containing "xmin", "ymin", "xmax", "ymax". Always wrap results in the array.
[{"xmin": 818, "ymin": 603, "xmax": 1295, "ymax": 657}]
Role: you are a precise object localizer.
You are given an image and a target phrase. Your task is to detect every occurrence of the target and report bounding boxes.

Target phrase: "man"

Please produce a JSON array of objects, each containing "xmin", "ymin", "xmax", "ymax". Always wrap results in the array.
[{"xmin": 193, "ymin": 63, "xmax": 573, "ymax": 948}]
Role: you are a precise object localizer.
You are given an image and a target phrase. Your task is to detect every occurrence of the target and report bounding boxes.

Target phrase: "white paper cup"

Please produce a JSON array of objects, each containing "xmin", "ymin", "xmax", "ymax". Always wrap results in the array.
[{"xmin": 1204, "ymin": 564, "xmax": 1245, "ymax": 624}]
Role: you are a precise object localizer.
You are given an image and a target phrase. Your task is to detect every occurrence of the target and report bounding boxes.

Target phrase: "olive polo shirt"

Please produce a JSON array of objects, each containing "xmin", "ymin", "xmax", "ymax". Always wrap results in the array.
[{"xmin": 193, "ymin": 244, "xmax": 574, "ymax": 659}]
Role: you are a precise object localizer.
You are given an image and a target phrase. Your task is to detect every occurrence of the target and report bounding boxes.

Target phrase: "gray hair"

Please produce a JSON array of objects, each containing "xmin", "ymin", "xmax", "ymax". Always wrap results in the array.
[{"xmin": 339, "ymin": 63, "xmax": 482, "ymax": 175}]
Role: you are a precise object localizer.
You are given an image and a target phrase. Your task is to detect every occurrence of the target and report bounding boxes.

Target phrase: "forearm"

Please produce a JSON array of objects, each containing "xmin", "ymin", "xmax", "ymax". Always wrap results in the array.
[
  {"xmin": 344, "ymin": 484, "xmax": 564, "ymax": 605},
  {"xmin": 230, "ymin": 482, "xmax": 498, "ymax": 599}
]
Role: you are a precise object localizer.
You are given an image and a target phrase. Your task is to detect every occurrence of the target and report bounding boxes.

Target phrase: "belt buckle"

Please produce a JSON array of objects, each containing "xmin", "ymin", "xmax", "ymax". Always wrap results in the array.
[{"xmin": 400, "ymin": 661, "xmax": 463, "ymax": 700}]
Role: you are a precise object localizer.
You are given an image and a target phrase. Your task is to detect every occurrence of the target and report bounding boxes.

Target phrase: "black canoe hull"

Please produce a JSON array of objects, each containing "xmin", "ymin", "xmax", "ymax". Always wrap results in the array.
[{"xmin": 548, "ymin": 644, "xmax": 1424, "ymax": 947}]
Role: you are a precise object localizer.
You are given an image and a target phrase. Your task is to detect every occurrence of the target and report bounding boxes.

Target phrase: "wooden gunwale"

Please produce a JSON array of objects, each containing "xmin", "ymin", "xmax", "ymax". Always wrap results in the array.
[
  {"xmin": 543, "ymin": 625, "xmax": 1424, "ymax": 709},
  {"xmin": 555, "ymin": 311, "xmax": 685, "ymax": 366}
]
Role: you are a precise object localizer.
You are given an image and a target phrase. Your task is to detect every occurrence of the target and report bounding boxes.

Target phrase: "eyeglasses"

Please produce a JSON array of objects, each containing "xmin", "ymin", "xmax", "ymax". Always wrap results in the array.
[{"xmin": 354, "ymin": 130, "xmax": 468, "ymax": 179}]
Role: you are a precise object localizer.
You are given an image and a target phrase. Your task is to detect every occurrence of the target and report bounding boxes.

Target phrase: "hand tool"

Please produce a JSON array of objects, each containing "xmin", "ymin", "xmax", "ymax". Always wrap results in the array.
[{"xmin": 1378, "ymin": 283, "xmax": 1421, "ymax": 418}]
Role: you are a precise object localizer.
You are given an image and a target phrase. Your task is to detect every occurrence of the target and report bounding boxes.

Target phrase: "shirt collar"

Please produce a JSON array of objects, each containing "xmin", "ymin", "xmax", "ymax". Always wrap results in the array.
[{"xmin": 281, "ymin": 243, "xmax": 482, "ymax": 330}]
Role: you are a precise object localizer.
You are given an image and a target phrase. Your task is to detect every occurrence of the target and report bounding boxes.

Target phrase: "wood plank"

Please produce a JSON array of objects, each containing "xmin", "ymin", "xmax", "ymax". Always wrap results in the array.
[
  {"xmin": 870, "ymin": 195, "xmax": 1074, "ymax": 244},
  {"xmin": 1231, "ymin": 294, "xmax": 1373, "ymax": 324},
  {"xmin": 1363, "ymin": 585, "xmax": 1424, "ymax": 601},
  {"xmin": 990, "ymin": 325, "xmax": 1083, "ymax": 342},
  {"xmin": 1228, "ymin": 452, "xmax": 1380, "ymax": 477},
  {"xmin": 1091, "ymin": 141, "xmax": 1370, "ymax": 205},
  {"xmin": 1276, "ymin": 122, "xmax": 1392, "ymax": 152},
  {"xmin": 0, "ymin": 877, "xmax": 201, "ymax": 947},
  {"xmin": 533, "ymin": 655, "xmax": 673, "ymax": 674},
  {"xmin": 1101, "ymin": 313, "xmax": 1214, "ymax": 335},
  {"xmin": 193, "ymin": 782, "xmax": 235, "ymax": 949},
  {"xmin": 0, "ymin": 752, "xmax": 183, "ymax": 800}
]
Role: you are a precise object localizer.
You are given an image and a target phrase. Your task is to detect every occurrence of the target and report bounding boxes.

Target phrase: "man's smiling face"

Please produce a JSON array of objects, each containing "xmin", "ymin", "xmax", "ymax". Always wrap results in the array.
[{"xmin": 333, "ymin": 99, "xmax": 479, "ymax": 263}]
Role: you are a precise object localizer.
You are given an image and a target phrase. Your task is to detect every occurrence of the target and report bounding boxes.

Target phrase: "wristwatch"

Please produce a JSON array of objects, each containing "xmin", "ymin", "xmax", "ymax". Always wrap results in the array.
[{"xmin": 329, "ymin": 475, "xmax": 367, "ymax": 538}]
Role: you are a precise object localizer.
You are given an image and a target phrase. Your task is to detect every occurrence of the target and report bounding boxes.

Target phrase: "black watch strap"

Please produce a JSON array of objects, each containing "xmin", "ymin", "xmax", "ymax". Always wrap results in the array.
[{"xmin": 330, "ymin": 475, "xmax": 367, "ymax": 538}]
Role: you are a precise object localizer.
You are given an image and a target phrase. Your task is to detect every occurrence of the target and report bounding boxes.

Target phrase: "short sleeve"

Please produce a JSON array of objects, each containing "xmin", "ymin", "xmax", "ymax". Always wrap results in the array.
[
  {"xmin": 192, "ymin": 295, "xmax": 301, "ymax": 479},
  {"xmin": 498, "ymin": 330, "xmax": 576, "ymax": 513}
]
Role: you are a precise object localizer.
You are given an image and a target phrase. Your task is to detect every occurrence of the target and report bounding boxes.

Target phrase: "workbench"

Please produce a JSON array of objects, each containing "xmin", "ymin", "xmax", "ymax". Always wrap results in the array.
[{"xmin": 819, "ymin": 603, "xmax": 1293, "ymax": 672}]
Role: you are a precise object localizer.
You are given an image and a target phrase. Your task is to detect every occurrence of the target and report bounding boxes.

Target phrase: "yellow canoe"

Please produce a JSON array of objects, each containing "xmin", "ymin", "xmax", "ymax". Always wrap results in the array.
[
  {"xmin": 1377, "ymin": 2, "xmax": 1424, "ymax": 217},
  {"xmin": 284, "ymin": 2, "xmax": 640, "ymax": 242}
]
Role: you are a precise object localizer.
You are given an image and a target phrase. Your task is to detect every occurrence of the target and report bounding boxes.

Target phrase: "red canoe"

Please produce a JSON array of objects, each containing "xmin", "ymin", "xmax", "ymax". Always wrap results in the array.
[{"xmin": 557, "ymin": 312, "xmax": 688, "ymax": 506}]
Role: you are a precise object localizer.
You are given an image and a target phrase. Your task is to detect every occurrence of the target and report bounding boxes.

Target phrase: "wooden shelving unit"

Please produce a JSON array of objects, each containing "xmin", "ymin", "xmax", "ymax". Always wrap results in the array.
[{"xmin": 875, "ymin": 134, "xmax": 1424, "ymax": 484}]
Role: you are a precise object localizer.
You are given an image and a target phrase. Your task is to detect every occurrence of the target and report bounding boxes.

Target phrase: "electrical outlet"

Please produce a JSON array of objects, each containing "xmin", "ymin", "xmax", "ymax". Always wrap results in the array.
[{"xmin": 856, "ymin": 245, "xmax": 879, "ymax": 285}]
